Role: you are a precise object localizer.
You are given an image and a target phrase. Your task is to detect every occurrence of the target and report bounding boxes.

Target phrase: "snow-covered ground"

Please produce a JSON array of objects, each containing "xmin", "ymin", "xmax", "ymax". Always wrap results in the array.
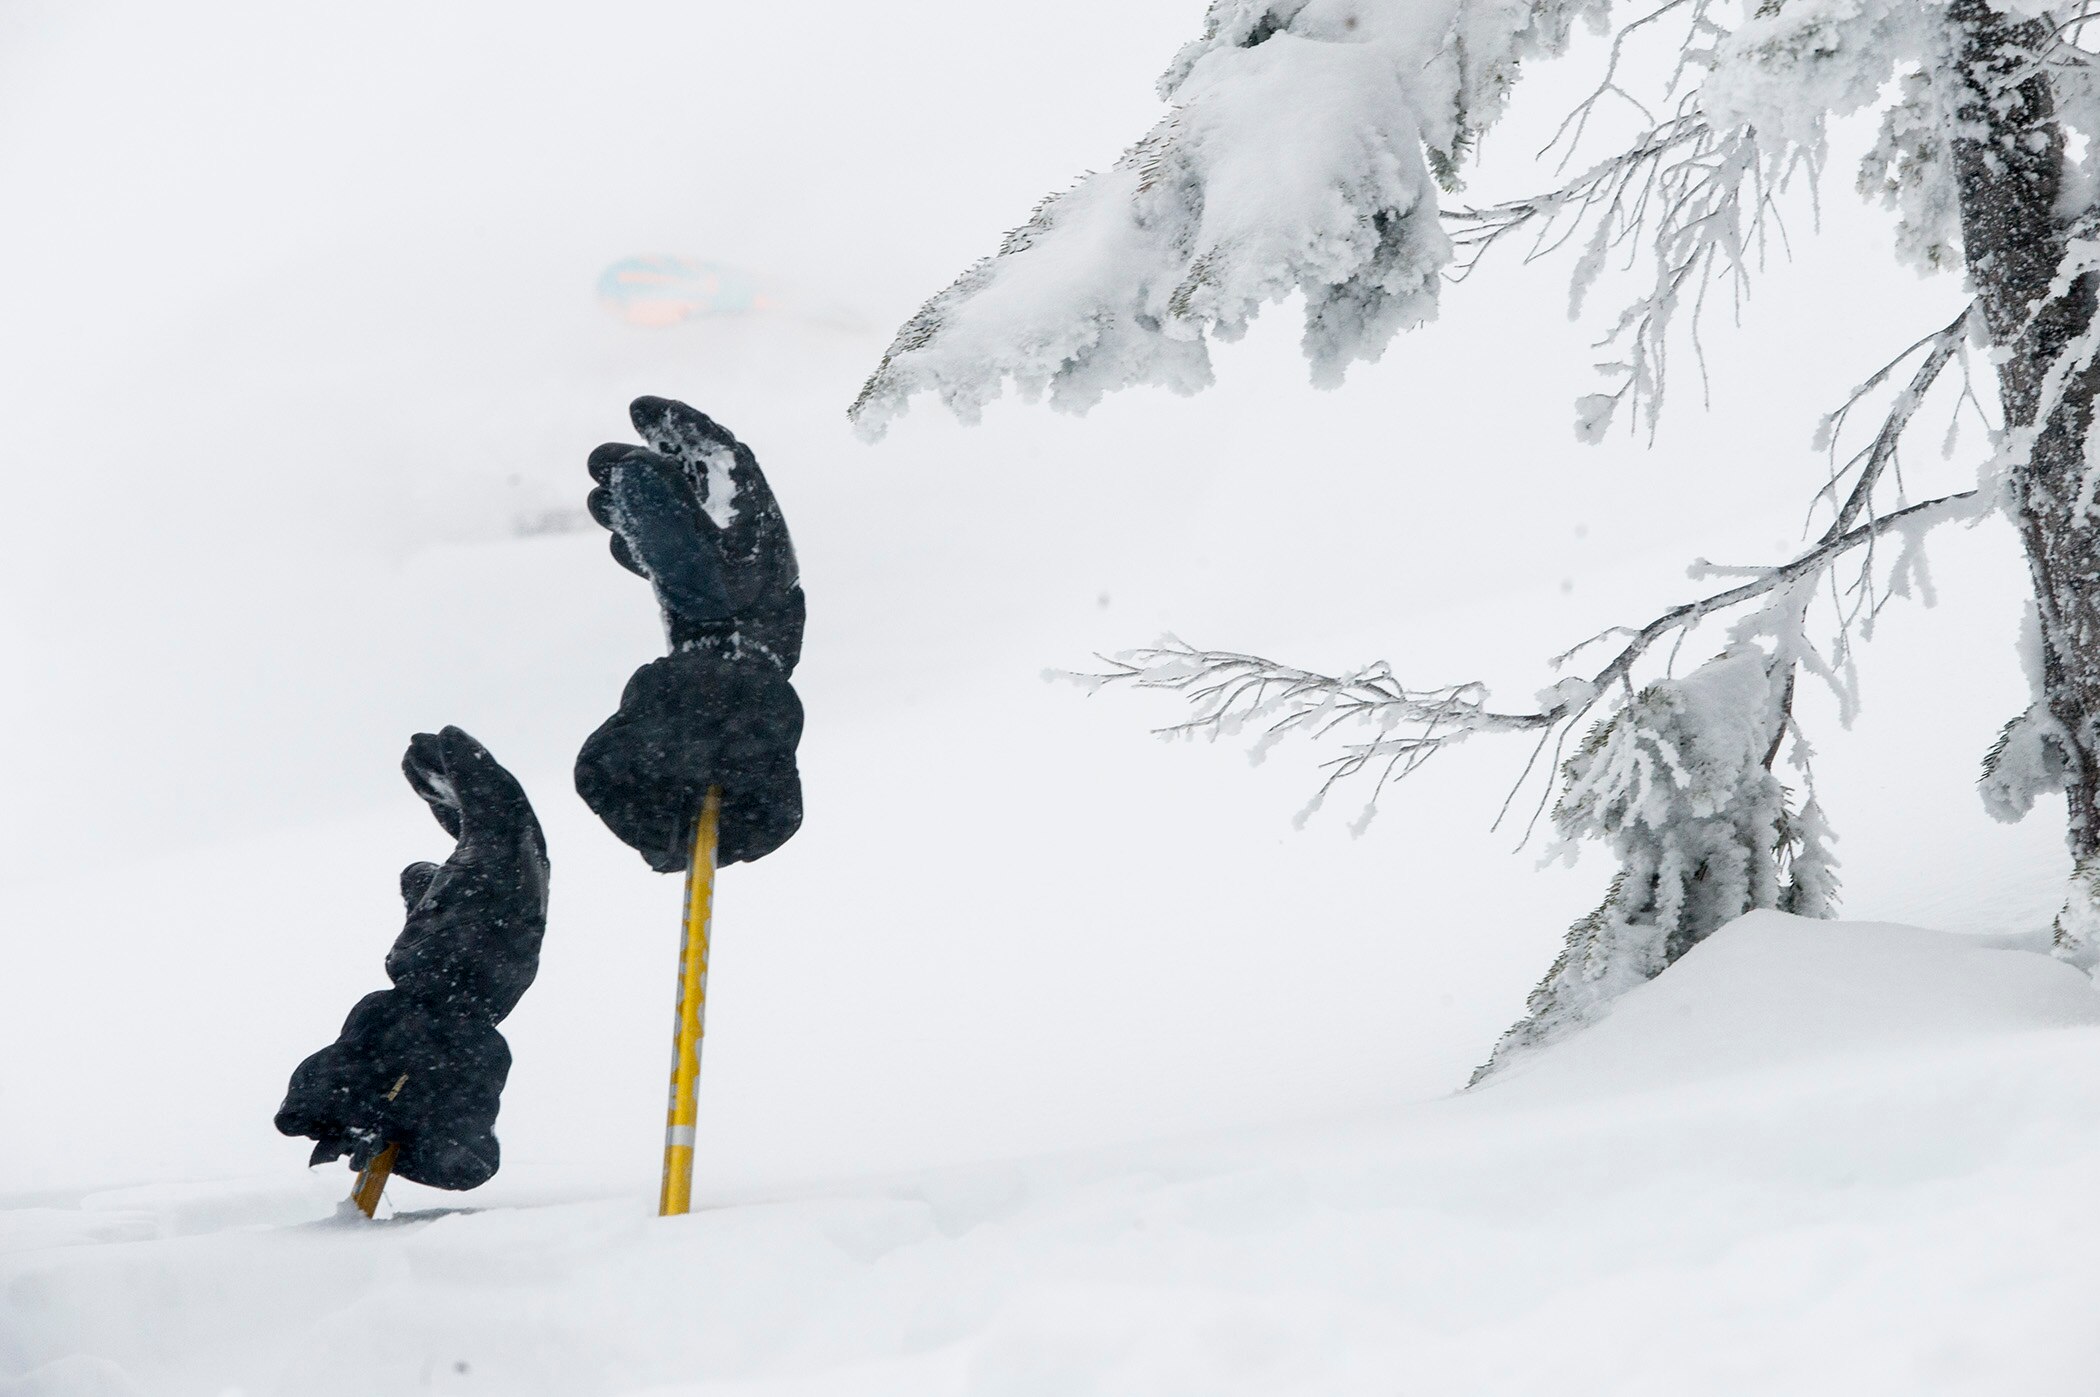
[
  {"xmin": 1, "ymin": 2, "xmax": 2093, "ymax": 1392},
  {"xmin": 12, "ymin": 914, "xmax": 2100, "ymax": 1395}
]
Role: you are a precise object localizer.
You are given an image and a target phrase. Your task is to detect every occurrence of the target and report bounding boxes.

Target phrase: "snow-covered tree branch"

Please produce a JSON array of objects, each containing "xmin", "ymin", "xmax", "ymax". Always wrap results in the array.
[
  {"xmin": 850, "ymin": 0, "xmax": 1618, "ymax": 438},
  {"xmin": 1085, "ymin": 479, "xmax": 1976, "ymax": 818},
  {"xmin": 1446, "ymin": 109, "xmax": 1794, "ymax": 439},
  {"xmin": 859, "ymin": 0, "xmax": 2100, "ymax": 1066}
]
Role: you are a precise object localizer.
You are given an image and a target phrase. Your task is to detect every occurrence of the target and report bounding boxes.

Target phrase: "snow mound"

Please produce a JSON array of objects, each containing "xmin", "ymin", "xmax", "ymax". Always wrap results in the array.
[{"xmin": 1481, "ymin": 911, "xmax": 2100, "ymax": 1098}]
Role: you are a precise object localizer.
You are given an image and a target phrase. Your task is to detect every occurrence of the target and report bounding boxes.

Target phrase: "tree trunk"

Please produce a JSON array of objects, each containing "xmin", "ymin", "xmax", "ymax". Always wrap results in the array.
[{"xmin": 1947, "ymin": 0, "xmax": 2100, "ymax": 953}]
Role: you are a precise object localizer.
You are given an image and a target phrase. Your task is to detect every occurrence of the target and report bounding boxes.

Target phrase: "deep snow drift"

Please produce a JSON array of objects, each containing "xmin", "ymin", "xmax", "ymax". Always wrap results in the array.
[{"xmin": 8, "ymin": 913, "xmax": 2100, "ymax": 1396}]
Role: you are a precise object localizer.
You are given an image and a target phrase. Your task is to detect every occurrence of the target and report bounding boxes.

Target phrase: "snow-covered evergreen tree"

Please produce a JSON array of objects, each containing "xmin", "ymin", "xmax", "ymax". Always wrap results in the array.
[
  {"xmin": 1477, "ymin": 648, "xmax": 1836, "ymax": 1077},
  {"xmin": 854, "ymin": 0, "xmax": 2100, "ymax": 1059}
]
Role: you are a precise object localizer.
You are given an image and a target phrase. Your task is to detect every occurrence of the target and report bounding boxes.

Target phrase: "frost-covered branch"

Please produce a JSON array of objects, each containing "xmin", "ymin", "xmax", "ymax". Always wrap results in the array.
[
  {"xmin": 1078, "ymin": 644, "xmax": 1554, "ymax": 830},
  {"xmin": 1446, "ymin": 107, "xmax": 1799, "ymax": 440},
  {"xmin": 1790, "ymin": 306, "xmax": 1983, "ymax": 662},
  {"xmin": 2042, "ymin": 10, "xmax": 2100, "ymax": 67},
  {"xmin": 1086, "ymin": 486, "xmax": 1977, "ymax": 827},
  {"xmin": 848, "ymin": 0, "xmax": 1625, "ymax": 437},
  {"xmin": 1811, "ymin": 305, "xmax": 1976, "ymax": 533}
]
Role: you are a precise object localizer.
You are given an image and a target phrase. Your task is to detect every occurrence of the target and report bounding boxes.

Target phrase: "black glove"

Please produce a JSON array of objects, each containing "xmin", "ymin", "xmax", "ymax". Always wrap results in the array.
[
  {"xmin": 384, "ymin": 727, "xmax": 552, "ymax": 1025},
  {"xmin": 587, "ymin": 396, "xmax": 804, "ymax": 672},
  {"xmin": 576, "ymin": 645, "xmax": 804, "ymax": 871},
  {"xmin": 579, "ymin": 398, "xmax": 807, "ymax": 872},
  {"xmin": 276, "ymin": 727, "xmax": 550, "ymax": 1191},
  {"xmin": 274, "ymin": 990, "xmax": 510, "ymax": 1191}
]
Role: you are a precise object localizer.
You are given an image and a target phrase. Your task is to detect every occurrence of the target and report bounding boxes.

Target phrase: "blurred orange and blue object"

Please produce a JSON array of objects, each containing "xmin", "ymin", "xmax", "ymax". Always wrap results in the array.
[{"xmin": 598, "ymin": 256, "xmax": 774, "ymax": 326}]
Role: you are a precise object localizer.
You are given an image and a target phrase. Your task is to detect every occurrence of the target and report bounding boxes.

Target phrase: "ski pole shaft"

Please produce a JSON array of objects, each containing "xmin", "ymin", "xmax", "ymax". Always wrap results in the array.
[
  {"xmin": 351, "ymin": 1142, "xmax": 398, "ymax": 1219},
  {"xmin": 659, "ymin": 785, "xmax": 721, "ymax": 1216}
]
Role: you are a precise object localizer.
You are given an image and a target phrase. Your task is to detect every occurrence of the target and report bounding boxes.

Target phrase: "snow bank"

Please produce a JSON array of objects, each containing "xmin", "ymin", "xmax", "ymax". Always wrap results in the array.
[
  {"xmin": 1479, "ymin": 910, "xmax": 2100, "ymax": 1097},
  {"xmin": 9, "ymin": 914, "xmax": 2100, "ymax": 1396}
]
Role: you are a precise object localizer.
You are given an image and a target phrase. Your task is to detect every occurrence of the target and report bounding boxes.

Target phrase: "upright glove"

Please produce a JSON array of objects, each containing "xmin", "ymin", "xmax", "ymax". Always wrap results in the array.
[
  {"xmin": 275, "ymin": 727, "xmax": 550, "ymax": 1191},
  {"xmin": 587, "ymin": 396, "xmax": 804, "ymax": 671},
  {"xmin": 578, "ymin": 398, "xmax": 806, "ymax": 873}
]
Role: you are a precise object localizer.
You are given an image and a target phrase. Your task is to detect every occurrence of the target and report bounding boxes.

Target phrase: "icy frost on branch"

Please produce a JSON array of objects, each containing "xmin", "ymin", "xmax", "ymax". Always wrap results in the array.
[
  {"xmin": 850, "ymin": 0, "xmax": 1607, "ymax": 438},
  {"xmin": 1447, "ymin": 112, "xmax": 1791, "ymax": 441},
  {"xmin": 1077, "ymin": 642, "xmax": 1573, "ymax": 833},
  {"xmin": 1084, "ymin": 468, "xmax": 1978, "ymax": 829}
]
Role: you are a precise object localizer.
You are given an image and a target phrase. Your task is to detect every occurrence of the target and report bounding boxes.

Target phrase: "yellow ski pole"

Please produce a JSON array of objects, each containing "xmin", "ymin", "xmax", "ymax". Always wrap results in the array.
[
  {"xmin": 350, "ymin": 1142, "xmax": 398, "ymax": 1219},
  {"xmin": 660, "ymin": 785, "xmax": 722, "ymax": 1216}
]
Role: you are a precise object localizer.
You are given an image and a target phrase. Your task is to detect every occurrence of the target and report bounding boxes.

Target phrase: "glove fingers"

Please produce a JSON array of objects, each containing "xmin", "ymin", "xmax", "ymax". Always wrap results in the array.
[
  {"xmin": 607, "ymin": 457, "xmax": 734, "ymax": 622},
  {"xmin": 402, "ymin": 728, "xmax": 538, "ymax": 854},
  {"xmin": 629, "ymin": 395, "xmax": 737, "ymax": 457},
  {"xmin": 587, "ymin": 441, "xmax": 648, "ymax": 486},
  {"xmin": 586, "ymin": 483, "xmax": 654, "ymax": 580},
  {"xmin": 722, "ymin": 441, "xmax": 786, "ymax": 537},
  {"xmin": 606, "ymin": 531, "xmax": 645, "ymax": 579},
  {"xmin": 590, "ymin": 441, "xmax": 719, "ymax": 594},
  {"xmin": 402, "ymin": 732, "xmax": 464, "ymax": 840},
  {"xmin": 629, "ymin": 397, "xmax": 787, "ymax": 548},
  {"xmin": 399, "ymin": 860, "xmax": 440, "ymax": 911}
]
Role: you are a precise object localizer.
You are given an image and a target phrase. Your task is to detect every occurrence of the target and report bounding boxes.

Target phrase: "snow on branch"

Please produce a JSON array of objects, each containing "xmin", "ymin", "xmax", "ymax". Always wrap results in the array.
[
  {"xmin": 1083, "ymin": 485, "xmax": 1979, "ymax": 830},
  {"xmin": 1791, "ymin": 307, "xmax": 1983, "ymax": 670},
  {"xmin": 2041, "ymin": 4, "xmax": 2100, "ymax": 66},
  {"xmin": 848, "ymin": 0, "xmax": 1616, "ymax": 437},
  {"xmin": 1811, "ymin": 306, "xmax": 1977, "ymax": 534},
  {"xmin": 1076, "ymin": 643, "xmax": 1557, "ymax": 831},
  {"xmin": 1446, "ymin": 107, "xmax": 1800, "ymax": 440},
  {"xmin": 848, "ymin": 26, "xmax": 1449, "ymax": 440}
]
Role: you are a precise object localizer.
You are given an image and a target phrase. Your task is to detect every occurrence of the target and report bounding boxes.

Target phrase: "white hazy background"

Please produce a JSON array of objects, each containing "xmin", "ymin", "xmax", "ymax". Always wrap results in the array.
[{"xmin": 0, "ymin": 0, "xmax": 2063, "ymax": 1205}]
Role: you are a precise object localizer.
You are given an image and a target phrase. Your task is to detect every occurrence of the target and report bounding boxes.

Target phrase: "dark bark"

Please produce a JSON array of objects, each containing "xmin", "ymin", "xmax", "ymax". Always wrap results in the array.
[{"xmin": 1947, "ymin": 0, "xmax": 2100, "ymax": 865}]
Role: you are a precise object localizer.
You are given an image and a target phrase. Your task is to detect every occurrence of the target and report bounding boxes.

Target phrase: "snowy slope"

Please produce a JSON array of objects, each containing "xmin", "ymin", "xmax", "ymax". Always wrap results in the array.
[
  {"xmin": 9, "ymin": 913, "xmax": 2100, "ymax": 1396},
  {"xmin": 1, "ymin": 1, "xmax": 2093, "ymax": 1392}
]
